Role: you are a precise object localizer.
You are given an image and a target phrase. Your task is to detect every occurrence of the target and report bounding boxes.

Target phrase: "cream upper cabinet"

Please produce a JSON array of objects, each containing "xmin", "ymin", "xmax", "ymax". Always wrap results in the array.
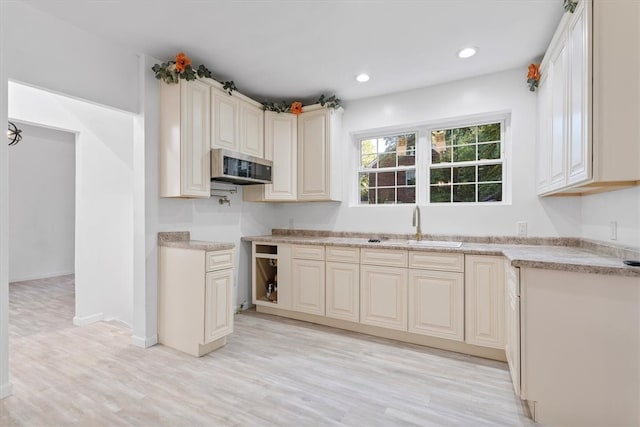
[
  {"xmin": 205, "ymin": 268, "xmax": 234, "ymax": 343},
  {"xmin": 240, "ymin": 101, "xmax": 264, "ymax": 158},
  {"xmin": 244, "ymin": 105, "xmax": 341, "ymax": 202},
  {"xmin": 297, "ymin": 106, "xmax": 342, "ymax": 201},
  {"xmin": 464, "ymin": 255, "xmax": 505, "ymax": 349},
  {"xmin": 244, "ymin": 112, "xmax": 297, "ymax": 201},
  {"xmin": 211, "ymin": 86, "xmax": 265, "ymax": 158},
  {"xmin": 408, "ymin": 269, "xmax": 464, "ymax": 342},
  {"xmin": 325, "ymin": 246, "xmax": 360, "ymax": 323},
  {"xmin": 291, "ymin": 245, "xmax": 325, "ymax": 316},
  {"xmin": 211, "ymin": 88, "xmax": 240, "ymax": 152},
  {"xmin": 537, "ymin": 0, "xmax": 640, "ymax": 196},
  {"xmin": 360, "ymin": 264, "xmax": 408, "ymax": 331},
  {"xmin": 159, "ymin": 80, "xmax": 211, "ymax": 198}
]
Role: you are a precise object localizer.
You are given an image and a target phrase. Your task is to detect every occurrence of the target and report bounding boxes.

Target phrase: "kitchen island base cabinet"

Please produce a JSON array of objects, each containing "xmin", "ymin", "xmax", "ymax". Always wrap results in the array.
[
  {"xmin": 158, "ymin": 246, "xmax": 234, "ymax": 357},
  {"xmin": 465, "ymin": 255, "xmax": 505, "ymax": 349},
  {"xmin": 520, "ymin": 268, "xmax": 639, "ymax": 427}
]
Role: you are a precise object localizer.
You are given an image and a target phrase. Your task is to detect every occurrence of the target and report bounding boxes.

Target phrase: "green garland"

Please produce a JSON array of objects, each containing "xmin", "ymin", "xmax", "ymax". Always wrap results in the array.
[
  {"xmin": 263, "ymin": 95, "xmax": 342, "ymax": 113},
  {"xmin": 563, "ymin": 0, "xmax": 577, "ymax": 13}
]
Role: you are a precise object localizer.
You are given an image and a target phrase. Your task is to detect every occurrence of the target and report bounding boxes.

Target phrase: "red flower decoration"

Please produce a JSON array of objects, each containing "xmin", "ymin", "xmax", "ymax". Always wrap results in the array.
[{"xmin": 290, "ymin": 102, "xmax": 303, "ymax": 115}]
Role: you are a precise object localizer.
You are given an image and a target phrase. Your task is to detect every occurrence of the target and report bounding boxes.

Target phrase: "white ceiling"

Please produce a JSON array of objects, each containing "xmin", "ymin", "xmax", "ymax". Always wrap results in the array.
[{"xmin": 24, "ymin": 0, "xmax": 563, "ymax": 104}]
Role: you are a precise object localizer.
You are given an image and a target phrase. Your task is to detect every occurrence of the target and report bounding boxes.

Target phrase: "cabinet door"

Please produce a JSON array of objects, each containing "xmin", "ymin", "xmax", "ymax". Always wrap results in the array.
[
  {"xmin": 536, "ymin": 69, "xmax": 553, "ymax": 194},
  {"xmin": 291, "ymin": 259, "xmax": 325, "ymax": 315},
  {"xmin": 180, "ymin": 80, "xmax": 211, "ymax": 197},
  {"xmin": 297, "ymin": 108, "xmax": 330, "ymax": 200},
  {"xmin": 326, "ymin": 262, "xmax": 359, "ymax": 323},
  {"xmin": 211, "ymin": 88, "xmax": 240, "ymax": 151},
  {"xmin": 408, "ymin": 269, "xmax": 464, "ymax": 341},
  {"xmin": 264, "ymin": 111, "xmax": 297, "ymax": 200},
  {"xmin": 360, "ymin": 265, "xmax": 407, "ymax": 331},
  {"xmin": 204, "ymin": 268, "xmax": 234, "ymax": 343},
  {"xmin": 567, "ymin": 0, "xmax": 591, "ymax": 185},
  {"xmin": 549, "ymin": 42, "xmax": 568, "ymax": 190},
  {"xmin": 240, "ymin": 101, "xmax": 264, "ymax": 158},
  {"xmin": 465, "ymin": 255, "xmax": 505, "ymax": 349}
]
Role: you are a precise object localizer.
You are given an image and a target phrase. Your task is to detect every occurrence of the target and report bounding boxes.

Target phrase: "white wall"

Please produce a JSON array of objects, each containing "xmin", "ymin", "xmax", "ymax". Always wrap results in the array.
[
  {"xmin": 8, "ymin": 123, "xmax": 75, "ymax": 281},
  {"xmin": 581, "ymin": 186, "xmax": 640, "ymax": 248},
  {"xmin": 272, "ymin": 69, "xmax": 582, "ymax": 238},
  {"xmin": 8, "ymin": 82, "xmax": 135, "ymax": 327},
  {"xmin": 3, "ymin": 2, "xmax": 138, "ymax": 113}
]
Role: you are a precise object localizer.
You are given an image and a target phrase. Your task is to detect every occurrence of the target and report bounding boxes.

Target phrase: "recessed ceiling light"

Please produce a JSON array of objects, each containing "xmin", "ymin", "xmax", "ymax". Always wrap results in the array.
[
  {"xmin": 457, "ymin": 47, "xmax": 477, "ymax": 59},
  {"xmin": 355, "ymin": 73, "xmax": 370, "ymax": 83}
]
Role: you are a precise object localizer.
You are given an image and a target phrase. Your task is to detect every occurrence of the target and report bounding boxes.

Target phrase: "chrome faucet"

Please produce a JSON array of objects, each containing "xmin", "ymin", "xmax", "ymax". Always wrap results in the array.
[{"xmin": 412, "ymin": 205, "xmax": 423, "ymax": 241}]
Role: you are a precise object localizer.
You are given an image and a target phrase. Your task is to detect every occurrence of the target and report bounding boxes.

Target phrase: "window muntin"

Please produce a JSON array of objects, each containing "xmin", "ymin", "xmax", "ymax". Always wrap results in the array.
[
  {"xmin": 429, "ymin": 122, "xmax": 503, "ymax": 203},
  {"xmin": 359, "ymin": 133, "xmax": 416, "ymax": 204}
]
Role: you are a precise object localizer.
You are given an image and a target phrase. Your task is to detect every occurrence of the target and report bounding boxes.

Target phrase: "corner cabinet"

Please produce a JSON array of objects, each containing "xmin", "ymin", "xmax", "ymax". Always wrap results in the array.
[
  {"xmin": 537, "ymin": 0, "xmax": 640, "ymax": 196},
  {"xmin": 158, "ymin": 246, "xmax": 234, "ymax": 356},
  {"xmin": 211, "ymin": 87, "xmax": 264, "ymax": 158},
  {"xmin": 464, "ymin": 255, "xmax": 505, "ymax": 349},
  {"xmin": 159, "ymin": 80, "xmax": 211, "ymax": 198},
  {"xmin": 243, "ymin": 105, "xmax": 342, "ymax": 202}
]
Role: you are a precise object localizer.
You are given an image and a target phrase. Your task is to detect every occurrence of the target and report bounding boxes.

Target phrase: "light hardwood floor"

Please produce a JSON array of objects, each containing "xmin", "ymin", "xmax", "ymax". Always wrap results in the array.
[{"xmin": 1, "ymin": 276, "xmax": 536, "ymax": 426}]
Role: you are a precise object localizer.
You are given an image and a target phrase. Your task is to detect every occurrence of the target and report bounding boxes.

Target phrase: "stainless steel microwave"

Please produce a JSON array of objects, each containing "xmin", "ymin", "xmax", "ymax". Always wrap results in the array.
[{"xmin": 210, "ymin": 149, "xmax": 273, "ymax": 185}]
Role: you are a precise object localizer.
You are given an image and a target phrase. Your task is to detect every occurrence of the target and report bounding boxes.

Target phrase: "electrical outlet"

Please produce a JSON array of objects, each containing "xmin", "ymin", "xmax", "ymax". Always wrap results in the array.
[
  {"xmin": 517, "ymin": 221, "xmax": 528, "ymax": 237},
  {"xmin": 610, "ymin": 221, "xmax": 617, "ymax": 240}
]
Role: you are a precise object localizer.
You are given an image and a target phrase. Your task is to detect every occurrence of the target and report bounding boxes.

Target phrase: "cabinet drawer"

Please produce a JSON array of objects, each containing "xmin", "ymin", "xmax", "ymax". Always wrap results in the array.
[
  {"xmin": 409, "ymin": 252, "xmax": 464, "ymax": 272},
  {"xmin": 292, "ymin": 245, "xmax": 325, "ymax": 260},
  {"xmin": 206, "ymin": 250, "xmax": 233, "ymax": 272},
  {"xmin": 361, "ymin": 248, "xmax": 408, "ymax": 267},
  {"xmin": 326, "ymin": 246, "xmax": 360, "ymax": 263}
]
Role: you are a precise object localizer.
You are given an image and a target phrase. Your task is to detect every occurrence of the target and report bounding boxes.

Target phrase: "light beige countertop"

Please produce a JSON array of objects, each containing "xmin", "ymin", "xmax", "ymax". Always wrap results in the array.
[
  {"xmin": 159, "ymin": 231, "xmax": 235, "ymax": 251},
  {"xmin": 242, "ymin": 230, "xmax": 640, "ymax": 277}
]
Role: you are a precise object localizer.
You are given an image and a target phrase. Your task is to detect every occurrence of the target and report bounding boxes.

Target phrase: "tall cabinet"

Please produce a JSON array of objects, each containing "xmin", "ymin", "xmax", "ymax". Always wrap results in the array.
[
  {"xmin": 160, "ymin": 80, "xmax": 211, "ymax": 198},
  {"xmin": 537, "ymin": 0, "xmax": 640, "ymax": 196}
]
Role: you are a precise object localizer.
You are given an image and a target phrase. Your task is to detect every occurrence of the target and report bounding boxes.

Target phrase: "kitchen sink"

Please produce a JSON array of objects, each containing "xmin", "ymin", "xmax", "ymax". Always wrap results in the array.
[{"xmin": 406, "ymin": 240, "xmax": 462, "ymax": 248}]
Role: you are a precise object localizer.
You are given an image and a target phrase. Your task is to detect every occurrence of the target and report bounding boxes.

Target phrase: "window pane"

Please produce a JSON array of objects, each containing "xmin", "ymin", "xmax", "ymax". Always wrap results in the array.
[
  {"xmin": 479, "ymin": 183, "xmax": 502, "ymax": 202},
  {"xmin": 378, "ymin": 152, "xmax": 397, "ymax": 168},
  {"xmin": 380, "ymin": 137, "xmax": 396, "ymax": 153},
  {"xmin": 430, "ymin": 185, "xmax": 451, "ymax": 203},
  {"xmin": 453, "ymin": 145, "xmax": 476, "ymax": 162},
  {"xmin": 478, "ymin": 142, "xmax": 501, "ymax": 160},
  {"xmin": 478, "ymin": 164, "xmax": 502, "ymax": 182},
  {"xmin": 406, "ymin": 134, "xmax": 416, "ymax": 156},
  {"xmin": 454, "ymin": 126, "xmax": 477, "ymax": 146},
  {"xmin": 453, "ymin": 166, "xmax": 476, "ymax": 183},
  {"xmin": 361, "ymin": 154, "xmax": 377, "ymax": 168},
  {"xmin": 377, "ymin": 171, "xmax": 396, "ymax": 187},
  {"xmin": 397, "ymin": 187, "xmax": 416, "ymax": 204},
  {"xmin": 361, "ymin": 139, "xmax": 377, "ymax": 155},
  {"xmin": 359, "ymin": 173, "xmax": 369, "ymax": 203},
  {"xmin": 478, "ymin": 123, "xmax": 500, "ymax": 142},
  {"xmin": 430, "ymin": 167, "xmax": 451, "ymax": 185},
  {"xmin": 432, "ymin": 146, "xmax": 451, "ymax": 164},
  {"xmin": 398, "ymin": 155, "xmax": 415, "ymax": 167},
  {"xmin": 453, "ymin": 184, "xmax": 476, "ymax": 202},
  {"xmin": 368, "ymin": 189, "xmax": 377, "ymax": 204},
  {"xmin": 377, "ymin": 188, "xmax": 395, "ymax": 204},
  {"xmin": 398, "ymin": 170, "xmax": 416, "ymax": 186}
]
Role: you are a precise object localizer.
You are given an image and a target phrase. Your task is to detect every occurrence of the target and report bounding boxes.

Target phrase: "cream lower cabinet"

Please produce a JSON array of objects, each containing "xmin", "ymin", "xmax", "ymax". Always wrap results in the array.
[
  {"xmin": 291, "ymin": 245, "xmax": 325, "ymax": 316},
  {"xmin": 408, "ymin": 264, "xmax": 464, "ymax": 342},
  {"xmin": 360, "ymin": 248, "xmax": 408, "ymax": 331},
  {"xmin": 465, "ymin": 255, "xmax": 505, "ymax": 349},
  {"xmin": 505, "ymin": 260, "xmax": 521, "ymax": 397},
  {"xmin": 325, "ymin": 246, "xmax": 360, "ymax": 323},
  {"xmin": 158, "ymin": 246, "xmax": 234, "ymax": 357}
]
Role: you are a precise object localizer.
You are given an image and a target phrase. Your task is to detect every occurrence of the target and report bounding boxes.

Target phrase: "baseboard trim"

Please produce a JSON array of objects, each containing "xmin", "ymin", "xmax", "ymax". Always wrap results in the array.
[
  {"xmin": 10, "ymin": 271, "xmax": 74, "ymax": 283},
  {"xmin": 73, "ymin": 313, "xmax": 104, "ymax": 326},
  {"xmin": 132, "ymin": 334, "xmax": 158, "ymax": 348},
  {"xmin": 0, "ymin": 382, "xmax": 13, "ymax": 399}
]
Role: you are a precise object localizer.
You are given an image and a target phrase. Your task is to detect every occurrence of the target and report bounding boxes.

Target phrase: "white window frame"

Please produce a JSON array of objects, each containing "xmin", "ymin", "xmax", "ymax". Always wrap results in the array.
[
  {"xmin": 352, "ymin": 112, "xmax": 511, "ymax": 207},
  {"xmin": 356, "ymin": 130, "xmax": 419, "ymax": 205}
]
